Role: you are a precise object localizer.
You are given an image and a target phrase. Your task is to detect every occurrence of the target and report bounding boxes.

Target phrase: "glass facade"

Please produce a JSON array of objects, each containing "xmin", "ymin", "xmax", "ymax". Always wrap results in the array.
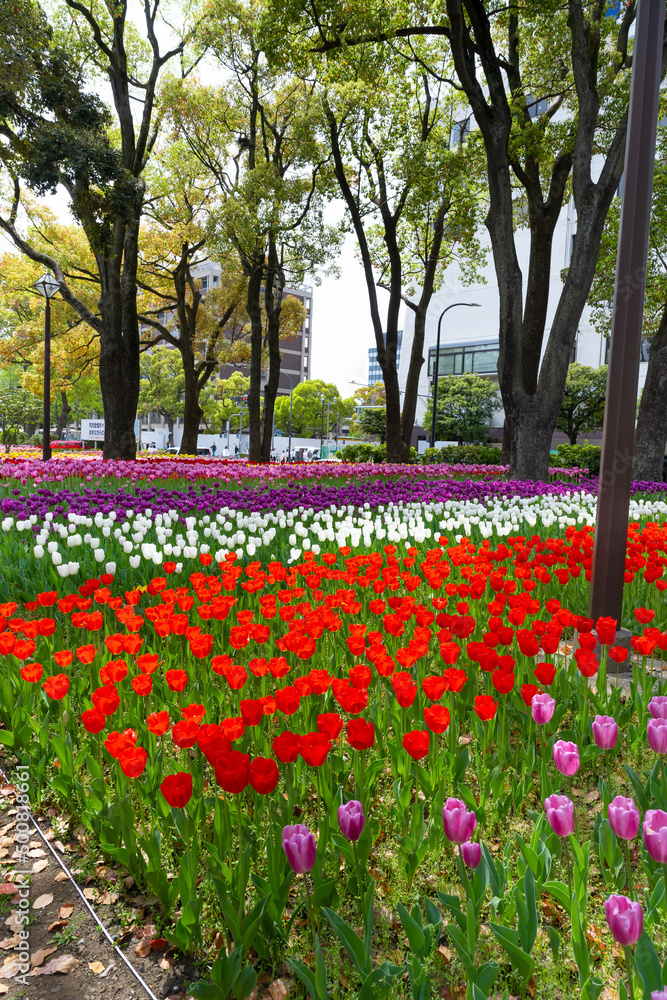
[
  {"xmin": 428, "ymin": 341, "xmax": 499, "ymax": 378},
  {"xmin": 369, "ymin": 331, "xmax": 402, "ymax": 384}
]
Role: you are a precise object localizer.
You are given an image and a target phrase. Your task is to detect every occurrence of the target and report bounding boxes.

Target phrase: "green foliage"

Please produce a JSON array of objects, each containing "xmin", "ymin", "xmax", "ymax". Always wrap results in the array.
[
  {"xmin": 556, "ymin": 363, "xmax": 607, "ymax": 445},
  {"xmin": 204, "ymin": 373, "xmax": 251, "ymax": 432},
  {"xmin": 423, "ymin": 375, "xmax": 500, "ymax": 447},
  {"xmin": 0, "ymin": 367, "xmax": 41, "ymax": 449},
  {"xmin": 138, "ymin": 347, "xmax": 185, "ymax": 431},
  {"xmin": 273, "ymin": 380, "xmax": 354, "ymax": 438},
  {"xmin": 554, "ymin": 443, "xmax": 601, "ymax": 475},
  {"xmin": 357, "ymin": 406, "xmax": 386, "ymax": 442},
  {"xmin": 419, "ymin": 444, "xmax": 504, "ymax": 466}
]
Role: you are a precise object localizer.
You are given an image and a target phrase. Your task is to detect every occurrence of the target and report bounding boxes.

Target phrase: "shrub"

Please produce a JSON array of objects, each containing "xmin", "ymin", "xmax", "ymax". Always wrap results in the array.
[
  {"xmin": 554, "ymin": 443, "xmax": 601, "ymax": 475},
  {"xmin": 420, "ymin": 444, "xmax": 504, "ymax": 465}
]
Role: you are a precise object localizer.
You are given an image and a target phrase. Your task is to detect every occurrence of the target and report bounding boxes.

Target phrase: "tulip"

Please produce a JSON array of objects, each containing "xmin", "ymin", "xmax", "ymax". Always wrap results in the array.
[
  {"xmin": 643, "ymin": 809, "xmax": 667, "ymax": 863},
  {"xmin": 592, "ymin": 714, "xmax": 618, "ymax": 750},
  {"xmin": 651, "ymin": 991, "xmax": 667, "ymax": 1000},
  {"xmin": 649, "ymin": 696, "xmax": 667, "ymax": 720},
  {"xmin": 160, "ymin": 772, "xmax": 193, "ymax": 809},
  {"xmin": 442, "ymin": 798, "xmax": 476, "ymax": 844},
  {"xmin": 609, "ymin": 796, "xmax": 640, "ymax": 841},
  {"xmin": 338, "ymin": 800, "xmax": 365, "ymax": 842},
  {"xmin": 603, "ymin": 894, "xmax": 643, "ymax": 946},
  {"xmin": 282, "ymin": 823, "xmax": 317, "ymax": 874},
  {"xmin": 544, "ymin": 793, "xmax": 575, "ymax": 837},
  {"xmin": 553, "ymin": 739, "xmax": 580, "ymax": 776},
  {"xmin": 647, "ymin": 718, "xmax": 667, "ymax": 754},
  {"xmin": 461, "ymin": 841, "xmax": 481, "ymax": 869},
  {"xmin": 531, "ymin": 692, "xmax": 555, "ymax": 725}
]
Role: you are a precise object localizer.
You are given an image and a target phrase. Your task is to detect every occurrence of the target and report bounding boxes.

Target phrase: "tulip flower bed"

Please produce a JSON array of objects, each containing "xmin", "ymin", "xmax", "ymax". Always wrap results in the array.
[{"xmin": 4, "ymin": 495, "xmax": 667, "ymax": 1000}]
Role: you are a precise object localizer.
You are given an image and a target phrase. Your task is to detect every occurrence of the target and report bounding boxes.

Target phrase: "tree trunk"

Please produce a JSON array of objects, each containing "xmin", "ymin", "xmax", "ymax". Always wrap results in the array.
[
  {"xmin": 55, "ymin": 391, "xmax": 71, "ymax": 440},
  {"xmin": 262, "ymin": 242, "xmax": 284, "ymax": 463},
  {"xmin": 98, "ymin": 251, "xmax": 138, "ymax": 460},
  {"xmin": 633, "ymin": 305, "xmax": 667, "ymax": 481},
  {"xmin": 247, "ymin": 256, "xmax": 265, "ymax": 463},
  {"xmin": 180, "ymin": 356, "xmax": 203, "ymax": 455}
]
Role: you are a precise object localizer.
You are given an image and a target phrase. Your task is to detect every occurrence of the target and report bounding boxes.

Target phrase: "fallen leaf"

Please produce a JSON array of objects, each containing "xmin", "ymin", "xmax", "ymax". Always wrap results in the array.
[
  {"xmin": 269, "ymin": 979, "xmax": 289, "ymax": 1000},
  {"xmin": 89, "ymin": 961, "xmax": 105, "ymax": 974},
  {"xmin": 0, "ymin": 886, "xmax": 16, "ymax": 896},
  {"xmin": 210, "ymin": 932, "xmax": 226, "ymax": 953},
  {"xmin": 58, "ymin": 905, "xmax": 74, "ymax": 919},
  {"xmin": 150, "ymin": 938, "xmax": 168, "ymax": 951},
  {"xmin": 438, "ymin": 945, "xmax": 452, "ymax": 963},
  {"xmin": 0, "ymin": 937, "xmax": 19, "ymax": 950},
  {"xmin": 32, "ymin": 860, "xmax": 48, "ymax": 873},
  {"xmin": 83, "ymin": 887, "xmax": 98, "ymax": 901},
  {"xmin": 47, "ymin": 920, "xmax": 68, "ymax": 933},
  {"xmin": 100, "ymin": 962, "xmax": 115, "ymax": 978},
  {"xmin": 134, "ymin": 938, "xmax": 151, "ymax": 958},
  {"xmin": 585, "ymin": 789, "xmax": 601, "ymax": 804},
  {"xmin": 159, "ymin": 955, "xmax": 175, "ymax": 970},
  {"xmin": 33, "ymin": 893, "xmax": 53, "ymax": 910},
  {"xmin": 3, "ymin": 915, "xmax": 21, "ymax": 934},
  {"xmin": 53, "ymin": 840, "xmax": 66, "ymax": 854},
  {"xmin": 27, "ymin": 848, "xmax": 46, "ymax": 858},
  {"xmin": 124, "ymin": 875, "xmax": 134, "ymax": 889},
  {"xmin": 0, "ymin": 959, "xmax": 22, "ymax": 979},
  {"xmin": 98, "ymin": 890, "xmax": 118, "ymax": 905},
  {"xmin": 0, "ymin": 984, "xmax": 8, "ymax": 993},
  {"xmin": 31, "ymin": 946, "xmax": 57, "ymax": 967},
  {"xmin": 36, "ymin": 953, "xmax": 80, "ymax": 975},
  {"xmin": 54, "ymin": 872, "xmax": 70, "ymax": 883}
]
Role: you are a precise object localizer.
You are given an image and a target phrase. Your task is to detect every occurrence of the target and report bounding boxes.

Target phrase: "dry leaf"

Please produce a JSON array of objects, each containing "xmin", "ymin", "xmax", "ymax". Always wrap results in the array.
[
  {"xmin": 0, "ymin": 886, "xmax": 16, "ymax": 896},
  {"xmin": 210, "ymin": 932, "xmax": 226, "ymax": 953},
  {"xmin": 0, "ymin": 850, "xmax": 9, "ymax": 860},
  {"xmin": 47, "ymin": 920, "xmax": 68, "ymax": 933},
  {"xmin": 0, "ymin": 959, "xmax": 22, "ymax": 979},
  {"xmin": 54, "ymin": 872, "xmax": 70, "ymax": 883},
  {"xmin": 37, "ymin": 953, "xmax": 80, "ymax": 975},
  {"xmin": 4, "ymin": 914, "xmax": 22, "ymax": 934},
  {"xmin": 124, "ymin": 875, "xmax": 134, "ymax": 889},
  {"xmin": 27, "ymin": 848, "xmax": 46, "ymax": 858},
  {"xmin": 134, "ymin": 938, "xmax": 151, "ymax": 958},
  {"xmin": 32, "ymin": 859, "xmax": 49, "ymax": 874},
  {"xmin": 159, "ymin": 955, "xmax": 175, "ymax": 970},
  {"xmin": 438, "ymin": 945, "xmax": 452, "ymax": 963},
  {"xmin": 53, "ymin": 840, "xmax": 66, "ymax": 854},
  {"xmin": 58, "ymin": 905, "xmax": 74, "ymax": 919},
  {"xmin": 0, "ymin": 983, "xmax": 8, "ymax": 993},
  {"xmin": 33, "ymin": 893, "xmax": 53, "ymax": 909},
  {"xmin": 100, "ymin": 962, "xmax": 116, "ymax": 978},
  {"xmin": 31, "ymin": 946, "xmax": 57, "ymax": 967},
  {"xmin": 89, "ymin": 961, "xmax": 105, "ymax": 974},
  {"xmin": 269, "ymin": 979, "xmax": 289, "ymax": 1000},
  {"xmin": 83, "ymin": 887, "xmax": 98, "ymax": 901},
  {"xmin": 98, "ymin": 890, "xmax": 118, "ymax": 905},
  {"xmin": 585, "ymin": 789, "xmax": 601, "ymax": 804},
  {"xmin": 0, "ymin": 937, "xmax": 19, "ymax": 950}
]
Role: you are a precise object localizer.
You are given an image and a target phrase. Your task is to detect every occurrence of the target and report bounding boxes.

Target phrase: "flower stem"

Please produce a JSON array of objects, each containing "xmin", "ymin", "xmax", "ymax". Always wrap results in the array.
[
  {"xmin": 303, "ymin": 873, "xmax": 317, "ymax": 948},
  {"xmin": 624, "ymin": 945, "xmax": 635, "ymax": 1000}
]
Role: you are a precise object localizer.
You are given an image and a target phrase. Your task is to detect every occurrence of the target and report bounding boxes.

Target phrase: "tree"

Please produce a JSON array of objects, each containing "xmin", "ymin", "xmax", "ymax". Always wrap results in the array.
[
  {"xmin": 273, "ymin": 379, "xmax": 354, "ymax": 437},
  {"xmin": 357, "ymin": 407, "xmax": 386, "ymax": 443},
  {"xmin": 556, "ymin": 363, "xmax": 607, "ymax": 446},
  {"xmin": 353, "ymin": 382, "xmax": 386, "ymax": 407},
  {"xmin": 170, "ymin": 2, "xmax": 340, "ymax": 463},
  {"xmin": 202, "ymin": 373, "xmax": 251, "ymax": 433},
  {"xmin": 138, "ymin": 348, "xmax": 184, "ymax": 443},
  {"xmin": 423, "ymin": 374, "xmax": 499, "ymax": 446},
  {"xmin": 589, "ymin": 150, "xmax": 667, "ymax": 481},
  {"xmin": 0, "ymin": 0, "xmax": 198, "ymax": 458},
  {"xmin": 0, "ymin": 367, "xmax": 41, "ymax": 451},
  {"xmin": 317, "ymin": 40, "xmax": 485, "ymax": 462},
  {"xmin": 264, "ymin": 0, "xmax": 654, "ymax": 479}
]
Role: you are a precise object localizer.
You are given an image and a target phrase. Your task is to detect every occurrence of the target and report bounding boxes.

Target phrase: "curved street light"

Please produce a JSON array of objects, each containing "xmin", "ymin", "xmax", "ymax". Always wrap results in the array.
[{"xmin": 430, "ymin": 302, "xmax": 482, "ymax": 449}]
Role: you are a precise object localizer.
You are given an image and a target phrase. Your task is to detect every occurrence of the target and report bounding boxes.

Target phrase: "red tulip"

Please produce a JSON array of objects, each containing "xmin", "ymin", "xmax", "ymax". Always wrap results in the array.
[
  {"xmin": 215, "ymin": 751, "xmax": 250, "ymax": 794},
  {"xmin": 81, "ymin": 708, "xmax": 106, "ymax": 734},
  {"xmin": 272, "ymin": 731, "xmax": 302, "ymax": 764},
  {"xmin": 249, "ymin": 757, "xmax": 279, "ymax": 794},
  {"xmin": 424, "ymin": 705, "xmax": 451, "ymax": 733},
  {"xmin": 43, "ymin": 673, "xmax": 70, "ymax": 701},
  {"xmin": 299, "ymin": 732, "xmax": 332, "ymax": 767},
  {"xmin": 317, "ymin": 713, "xmax": 343, "ymax": 741},
  {"xmin": 474, "ymin": 695, "xmax": 497, "ymax": 722},
  {"xmin": 165, "ymin": 669, "xmax": 188, "ymax": 692},
  {"xmin": 132, "ymin": 674, "xmax": 153, "ymax": 696},
  {"xmin": 147, "ymin": 711, "xmax": 170, "ymax": 736},
  {"xmin": 346, "ymin": 718, "xmax": 375, "ymax": 751},
  {"xmin": 20, "ymin": 663, "xmax": 43, "ymax": 683},
  {"xmin": 119, "ymin": 746, "xmax": 147, "ymax": 778},
  {"xmin": 160, "ymin": 772, "xmax": 193, "ymax": 808},
  {"xmin": 402, "ymin": 729, "xmax": 430, "ymax": 760}
]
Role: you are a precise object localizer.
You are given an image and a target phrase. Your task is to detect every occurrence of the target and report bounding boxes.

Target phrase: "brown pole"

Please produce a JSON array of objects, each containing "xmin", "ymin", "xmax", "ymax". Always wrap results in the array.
[
  {"xmin": 43, "ymin": 296, "xmax": 51, "ymax": 463},
  {"xmin": 589, "ymin": 0, "xmax": 665, "ymax": 623}
]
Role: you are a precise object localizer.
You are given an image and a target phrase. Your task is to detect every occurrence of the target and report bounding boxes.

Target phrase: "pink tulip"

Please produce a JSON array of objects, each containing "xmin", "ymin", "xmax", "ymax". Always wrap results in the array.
[
  {"xmin": 592, "ymin": 714, "xmax": 618, "ymax": 750},
  {"xmin": 651, "ymin": 991, "xmax": 667, "ymax": 1000},
  {"xmin": 649, "ymin": 696, "xmax": 667, "ymax": 720},
  {"xmin": 643, "ymin": 809, "xmax": 667, "ymax": 863},
  {"xmin": 603, "ymin": 894, "xmax": 643, "ymax": 946},
  {"xmin": 544, "ymin": 793, "xmax": 575, "ymax": 837},
  {"xmin": 608, "ymin": 796, "xmax": 640, "ymax": 841},
  {"xmin": 282, "ymin": 824, "xmax": 316, "ymax": 873},
  {"xmin": 461, "ymin": 841, "xmax": 481, "ymax": 869},
  {"xmin": 647, "ymin": 718, "xmax": 667, "ymax": 754},
  {"xmin": 338, "ymin": 800, "xmax": 365, "ymax": 842},
  {"xmin": 552, "ymin": 739, "xmax": 580, "ymax": 776},
  {"xmin": 442, "ymin": 798, "xmax": 476, "ymax": 844},
  {"xmin": 531, "ymin": 692, "xmax": 555, "ymax": 725}
]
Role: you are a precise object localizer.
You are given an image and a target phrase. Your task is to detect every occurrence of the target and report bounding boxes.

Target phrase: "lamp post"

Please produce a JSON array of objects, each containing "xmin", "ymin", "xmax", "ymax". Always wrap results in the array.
[
  {"xmin": 429, "ymin": 302, "xmax": 481, "ymax": 449},
  {"xmin": 34, "ymin": 272, "xmax": 61, "ymax": 461}
]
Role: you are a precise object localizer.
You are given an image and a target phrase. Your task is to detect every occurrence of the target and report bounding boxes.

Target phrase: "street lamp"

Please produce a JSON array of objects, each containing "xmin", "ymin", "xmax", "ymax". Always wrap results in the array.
[
  {"xmin": 34, "ymin": 272, "xmax": 61, "ymax": 461},
  {"xmin": 430, "ymin": 302, "xmax": 481, "ymax": 449}
]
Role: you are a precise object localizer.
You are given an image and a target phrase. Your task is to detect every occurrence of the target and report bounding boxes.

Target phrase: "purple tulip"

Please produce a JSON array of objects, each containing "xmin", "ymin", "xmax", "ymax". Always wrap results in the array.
[
  {"xmin": 442, "ymin": 798, "xmax": 477, "ymax": 844},
  {"xmin": 282, "ymin": 823, "xmax": 317, "ymax": 874},
  {"xmin": 651, "ymin": 991, "xmax": 667, "ymax": 1000},
  {"xmin": 643, "ymin": 809, "xmax": 667, "ymax": 863},
  {"xmin": 608, "ymin": 796, "xmax": 640, "ymax": 841},
  {"xmin": 649, "ymin": 696, "xmax": 667, "ymax": 720},
  {"xmin": 592, "ymin": 714, "xmax": 618, "ymax": 750},
  {"xmin": 603, "ymin": 894, "xmax": 643, "ymax": 946},
  {"xmin": 552, "ymin": 739, "xmax": 580, "ymax": 776},
  {"xmin": 461, "ymin": 841, "xmax": 481, "ymax": 869},
  {"xmin": 647, "ymin": 718, "xmax": 667, "ymax": 754},
  {"xmin": 337, "ymin": 800, "xmax": 365, "ymax": 842},
  {"xmin": 531, "ymin": 692, "xmax": 555, "ymax": 725},
  {"xmin": 544, "ymin": 794, "xmax": 575, "ymax": 837}
]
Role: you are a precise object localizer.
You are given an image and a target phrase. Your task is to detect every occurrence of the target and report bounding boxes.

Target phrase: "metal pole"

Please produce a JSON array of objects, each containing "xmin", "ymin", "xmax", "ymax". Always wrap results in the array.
[
  {"xmin": 43, "ymin": 297, "xmax": 51, "ymax": 462},
  {"xmin": 429, "ymin": 302, "xmax": 481, "ymax": 449},
  {"xmin": 320, "ymin": 399, "xmax": 325, "ymax": 456},
  {"xmin": 589, "ymin": 0, "xmax": 665, "ymax": 623},
  {"xmin": 288, "ymin": 387, "xmax": 293, "ymax": 461}
]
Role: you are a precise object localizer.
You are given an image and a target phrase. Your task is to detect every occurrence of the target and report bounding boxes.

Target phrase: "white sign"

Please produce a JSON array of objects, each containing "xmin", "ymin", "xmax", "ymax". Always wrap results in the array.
[{"xmin": 81, "ymin": 419, "xmax": 105, "ymax": 441}]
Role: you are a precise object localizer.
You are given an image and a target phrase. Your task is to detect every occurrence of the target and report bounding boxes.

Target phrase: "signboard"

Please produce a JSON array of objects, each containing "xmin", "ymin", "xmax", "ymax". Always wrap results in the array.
[{"xmin": 81, "ymin": 419, "xmax": 104, "ymax": 441}]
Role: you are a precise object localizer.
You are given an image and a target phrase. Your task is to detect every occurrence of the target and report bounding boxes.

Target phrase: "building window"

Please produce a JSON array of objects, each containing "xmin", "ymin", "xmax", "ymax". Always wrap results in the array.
[
  {"xmin": 640, "ymin": 337, "xmax": 651, "ymax": 362},
  {"xmin": 428, "ymin": 341, "xmax": 499, "ymax": 378},
  {"xmin": 451, "ymin": 118, "xmax": 471, "ymax": 148},
  {"xmin": 200, "ymin": 276, "xmax": 209, "ymax": 292},
  {"xmin": 604, "ymin": 338, "xmax": 611, "ymax": 364},
  {"xmin": 526, "ymin": 94, "xmax": 548, "ymax": 119},
  {"xmin": 304, "ymin": 336, "xmax": 309, "ymax": 351},
  {"xmin": 213, "ymin": 274, "xmax": 218, "ymax": 286}
]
